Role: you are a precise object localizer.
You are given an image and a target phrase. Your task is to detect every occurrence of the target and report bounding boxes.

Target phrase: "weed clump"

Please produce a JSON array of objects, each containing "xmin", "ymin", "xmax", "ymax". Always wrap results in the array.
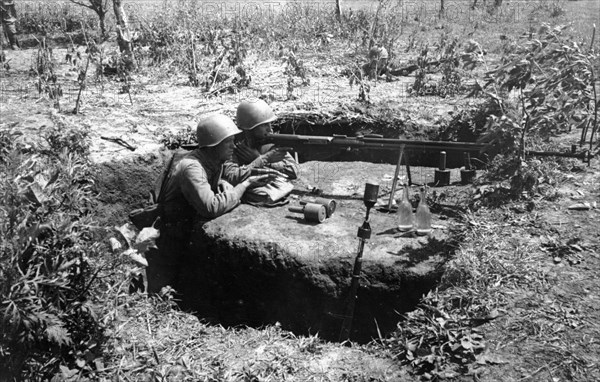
[{"xmin": 0, "ymin": 125, "xmax": 105, "ymax": 380}]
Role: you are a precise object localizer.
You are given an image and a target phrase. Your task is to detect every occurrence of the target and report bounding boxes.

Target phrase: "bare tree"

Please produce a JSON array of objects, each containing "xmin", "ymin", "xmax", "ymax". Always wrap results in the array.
[
  {"xmin": 335, "ymin": 0, "xmax": 342, "ymax": 22},
  {"xmin": 69, "ymin": 0, "xmax": 110, "ymax": 39},
  {"xmin": 112, "ymin": 0, "xmax": 132, "ymax": 55}
]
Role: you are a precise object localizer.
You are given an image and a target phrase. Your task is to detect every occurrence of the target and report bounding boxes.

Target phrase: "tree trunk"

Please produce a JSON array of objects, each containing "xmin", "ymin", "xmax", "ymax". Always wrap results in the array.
[
  {"xmin": 335, "ymin": 0, "xmax": 342, "ymax": 22},
  {"xmin": 98, "ymin": 10, "xmax": 106, "ymax": 40},
  {"xmin": 439, "ymin": 0, "xmax": 445, "ymax": 18},
  {"xmin": 113, "ymin": 0, "xmax": 133, "ymax": 56}
]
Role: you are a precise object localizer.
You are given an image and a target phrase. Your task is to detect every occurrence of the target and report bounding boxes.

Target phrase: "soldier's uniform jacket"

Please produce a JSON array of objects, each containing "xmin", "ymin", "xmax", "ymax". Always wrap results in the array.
[
  {"xmin": 222, "ymin": 139, "xmax": 299, "ymax": 185},
  {"xmin": 161, "ymin": 149, "xmax": 245, "ymax": 227}
]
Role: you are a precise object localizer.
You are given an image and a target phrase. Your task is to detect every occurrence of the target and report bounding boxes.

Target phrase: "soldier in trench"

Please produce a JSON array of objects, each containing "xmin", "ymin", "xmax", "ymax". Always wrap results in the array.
[
  {"xmin": 223, "ymin": 99, "xmax": 299, "ymax": 184},
  {"xmin": 1, "ymin": 0, "xmax": 19, "ymax": 50},
  {"xmin": 147, "ymin": 114, "xmax": 272, "ymax": 294}
]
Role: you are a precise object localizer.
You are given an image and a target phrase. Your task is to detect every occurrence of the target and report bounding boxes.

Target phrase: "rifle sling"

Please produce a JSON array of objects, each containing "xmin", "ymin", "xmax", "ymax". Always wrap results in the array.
[{"xmin": 156, "ymin": 152, "xmax": 178, "ymax": 204}]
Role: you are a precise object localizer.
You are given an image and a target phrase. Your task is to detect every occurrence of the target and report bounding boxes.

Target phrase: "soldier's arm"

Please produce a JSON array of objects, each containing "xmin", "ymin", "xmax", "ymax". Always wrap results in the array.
[
  {"xmin": 257, "ymin": 143, "xmax": 299, "ymax": 180},
  {"xmin": 265, "ymin": 152, "xmax": 299, "ymax": 180},
  {"xmin": 222, "ymin": 152, "xmax": 269, "ymax": 185},
  {"xmin": 180, "ymin": 162, "xmax": 246, "ymax": 218}
]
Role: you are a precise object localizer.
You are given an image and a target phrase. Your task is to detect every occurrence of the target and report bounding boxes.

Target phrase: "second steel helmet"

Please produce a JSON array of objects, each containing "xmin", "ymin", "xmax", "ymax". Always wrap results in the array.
[
  {"xmin": 236, "ymin": 99, "xmax": 277, "ymax": 131},
  {"xmin": 196, "ymin": 114, "xmax": 242, "ymax": 148}
]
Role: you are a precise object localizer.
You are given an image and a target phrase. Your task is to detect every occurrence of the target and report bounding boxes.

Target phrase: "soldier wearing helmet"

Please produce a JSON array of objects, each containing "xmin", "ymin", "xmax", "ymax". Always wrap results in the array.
[
  {"xmin": 223, "ymin": 99, "xmax": 299, "ymax": 184},
  {"xmin": 147, "ymin": 114, "xmax": 271, "ymax": 294}
]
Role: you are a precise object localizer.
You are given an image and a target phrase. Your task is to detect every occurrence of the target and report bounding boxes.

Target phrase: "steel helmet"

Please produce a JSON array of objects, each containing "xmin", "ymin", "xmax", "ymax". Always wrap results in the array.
[
  {"xmin": 236, "ymin": 99, "xmax": 277, "ymax": 131},
  {"xmin": 196, "ymin": 114, "xmax": 241, "ymax": 148}
]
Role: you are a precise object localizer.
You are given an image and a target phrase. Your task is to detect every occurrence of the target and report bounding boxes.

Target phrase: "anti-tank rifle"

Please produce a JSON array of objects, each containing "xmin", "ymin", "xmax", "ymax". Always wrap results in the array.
[
  {"xmin": 180, "ymin": 134, "xmax": 594, "ymax": 164},
  {"xmin": 263, "ymin": 133, "xmax": 595, "ymax": 165},
  {"xmin": 264, "ymin": 133, "xmax": 486, "ymax": 154}
]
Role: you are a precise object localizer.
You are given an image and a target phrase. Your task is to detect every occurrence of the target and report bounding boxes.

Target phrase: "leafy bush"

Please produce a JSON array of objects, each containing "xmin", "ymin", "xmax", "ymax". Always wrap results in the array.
[
  {"xmin": 410, "ymin": 34, "xmax": 466, "ymax": 98},
  {"xmin": 454, "ymin": 23, "xmax": 599, "ymax": 197},
  {"xmin": 0, "ymin": 126, "xmax": 105, "ymax": 380},
  {"xmin": 480, "ymin": 24, "xmax": 599, "ymax": 157},
  {"xmin": 385, "ymin": 290, "xmax": 486, "ymax": 380},
  {"xmin": 437, "ymin": 98, "xmax": 504, "ymax": 143},
  {"xmin": 45, "ymin": 121, "xmax": 90, "ymax": 158}
]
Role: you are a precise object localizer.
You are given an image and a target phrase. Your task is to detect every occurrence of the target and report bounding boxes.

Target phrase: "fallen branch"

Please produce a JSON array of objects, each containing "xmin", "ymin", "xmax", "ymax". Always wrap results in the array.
[
  {"xmin": 388, "ymin": 60, "xmax": 443, "ymax": 76},
  {"xmin": 100, "ymin": 136, "xmax": 136, "ymax": 151}
]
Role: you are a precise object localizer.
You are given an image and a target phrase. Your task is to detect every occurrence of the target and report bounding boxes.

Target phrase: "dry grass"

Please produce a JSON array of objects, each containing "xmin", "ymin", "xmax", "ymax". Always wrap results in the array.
[
  {"xmin": 98, "ymin": 292, "xmax": 408, "ymax": 381},
  {"xmin": 377, "ymin": 150, "xmax": 600, "ymax": 380}
]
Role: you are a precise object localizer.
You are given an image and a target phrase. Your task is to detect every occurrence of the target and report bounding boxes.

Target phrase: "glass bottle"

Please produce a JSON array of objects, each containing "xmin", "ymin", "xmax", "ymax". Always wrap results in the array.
[
  {"xmin": 397, "ymin": 184, "xmax": 414, "ymax": 232},
  {"xmin": 415, "ymin": 187, "xmax": 432, "ymax": 236}
]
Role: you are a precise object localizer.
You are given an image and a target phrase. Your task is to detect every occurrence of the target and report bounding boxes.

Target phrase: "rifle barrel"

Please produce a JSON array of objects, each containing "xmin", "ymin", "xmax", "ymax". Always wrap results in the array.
[{"xmin": 525, "ymin": 150, "xmax": 592, "ymax": 161}]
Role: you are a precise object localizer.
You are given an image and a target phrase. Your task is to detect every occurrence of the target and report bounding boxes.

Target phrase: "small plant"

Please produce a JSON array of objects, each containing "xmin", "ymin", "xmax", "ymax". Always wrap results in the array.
[
  {"xmin": 283, "ymin": 50, "xmax": 310, "ymax": 100},
  {"xmin": 347, "ymin": 63, "xmax": 371, "ymax": 103},
  {"xmin": 437, "ymin": 36, "xmax": 462, "ymax": 97},
  {"xmin": 410, "ymin": 46, "xmax": 434, "ymax": 96},
  {"xmin": 226, "ymin": 30, "xmax": 249, "ymax": 69},
  {"xmin": 32, "ymin": 38, "xmax": 63, "ymax": 110}
]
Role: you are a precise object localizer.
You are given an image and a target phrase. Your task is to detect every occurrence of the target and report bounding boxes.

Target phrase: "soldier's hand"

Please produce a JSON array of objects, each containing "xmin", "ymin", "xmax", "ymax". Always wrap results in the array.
[
  {"xmin": 261, "ymin": 147, "xmax": 293, "ymax": 163},
  {"xmin": 235, "ymin": 144, "xmax": 260, "ymax": 164},
  {"xmin": 218, "ymin": 180, "xmax": 234, "ymax": 193},
  {"xmin": 243, "ymin": 174, "xmax": 274, "ymax": 189}
]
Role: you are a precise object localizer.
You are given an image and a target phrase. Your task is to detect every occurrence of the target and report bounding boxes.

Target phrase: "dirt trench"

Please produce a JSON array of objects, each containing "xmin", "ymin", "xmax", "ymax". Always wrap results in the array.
[{"xmin": 96, "ymin": 159, "xmax": 466, "ymax": 343}]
